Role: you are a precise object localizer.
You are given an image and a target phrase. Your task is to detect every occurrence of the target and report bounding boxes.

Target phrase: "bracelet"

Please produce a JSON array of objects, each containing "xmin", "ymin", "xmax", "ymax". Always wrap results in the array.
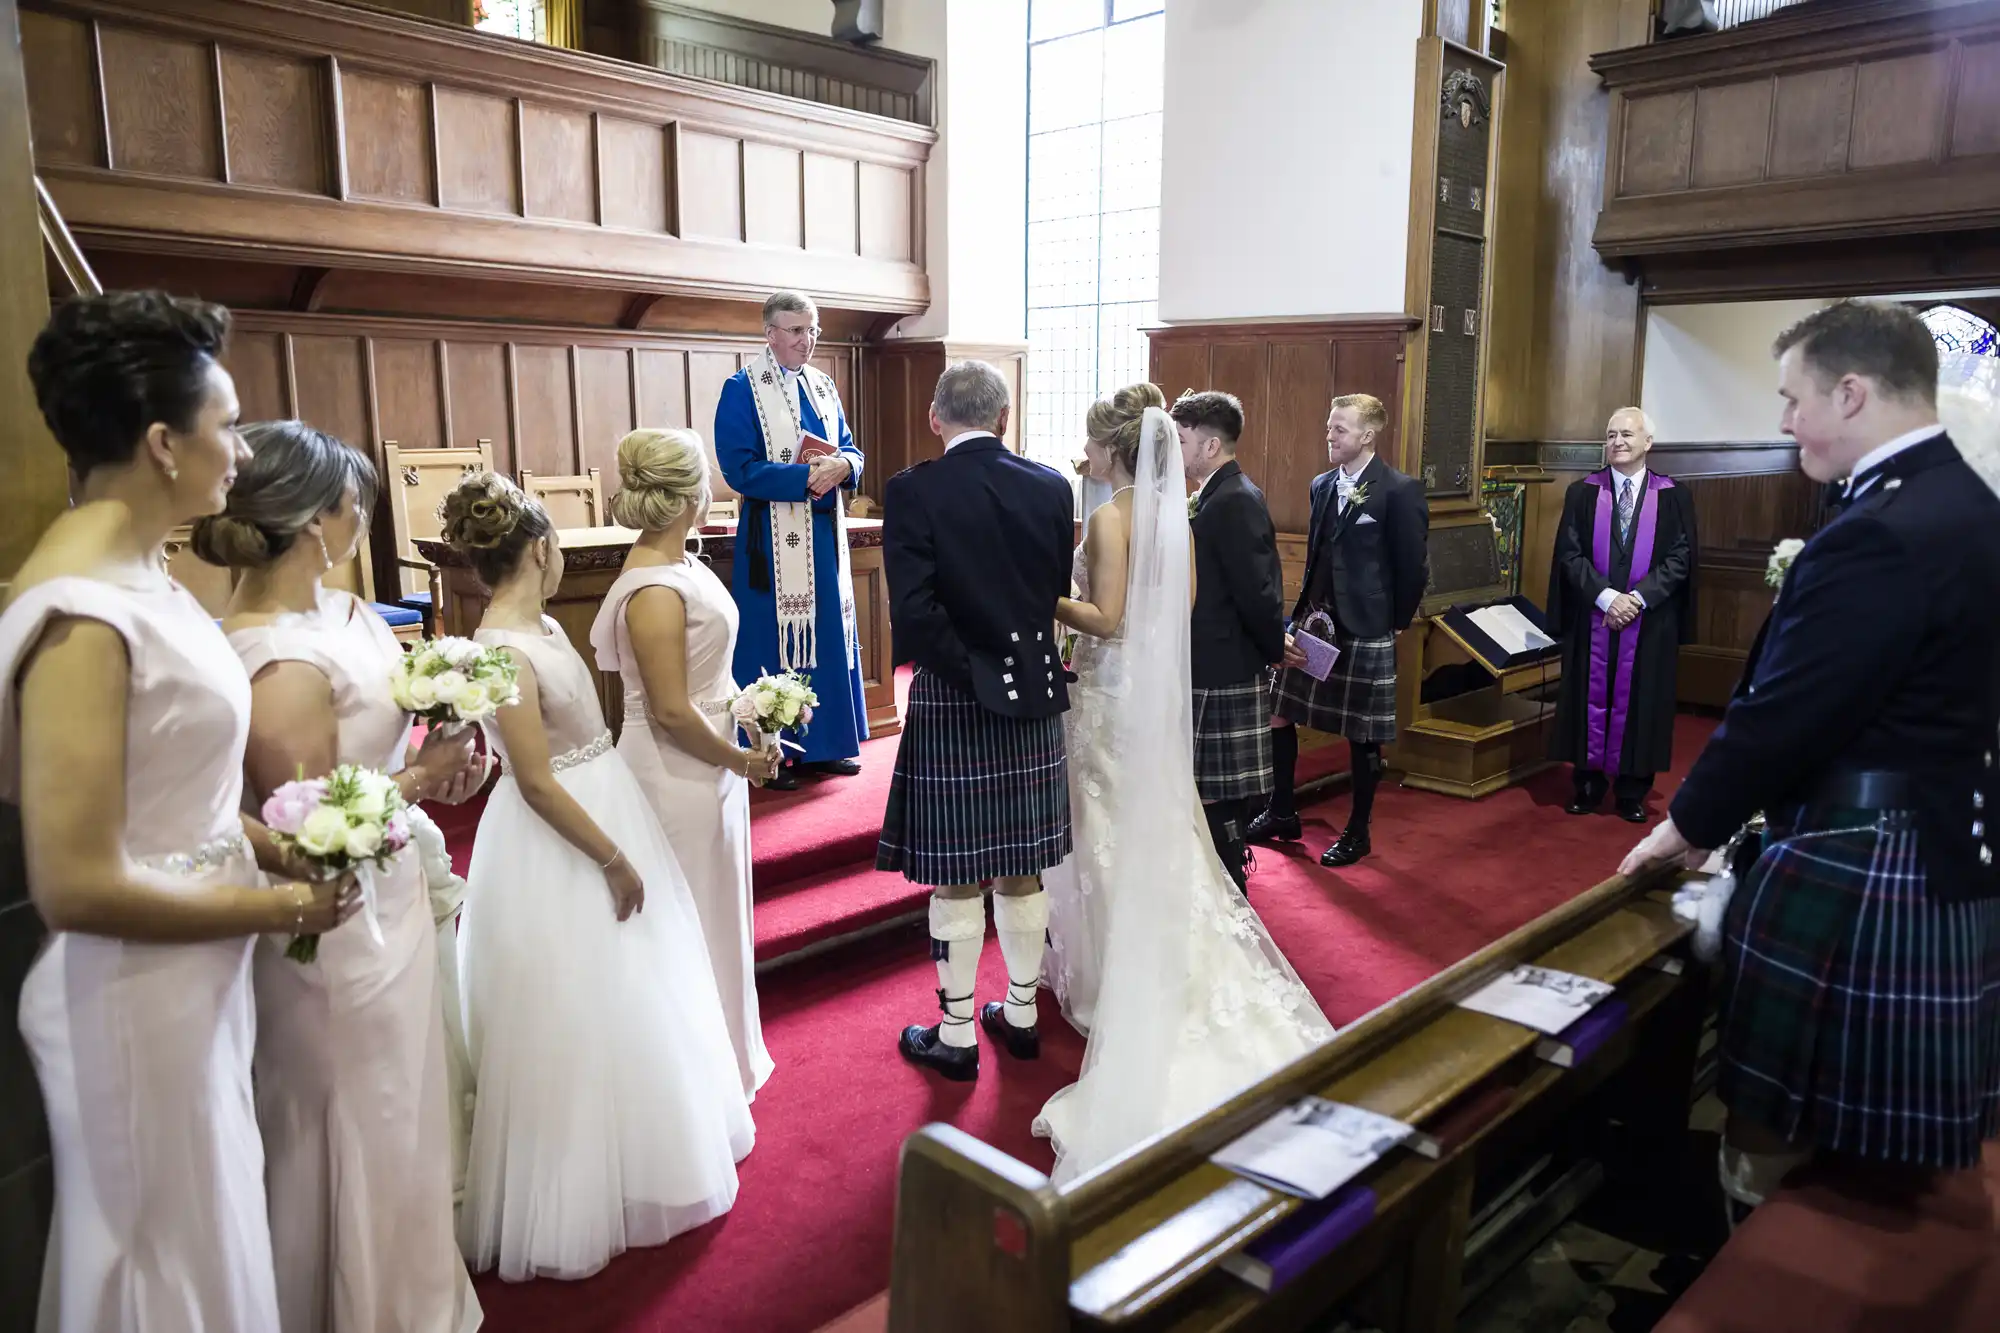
[
  {"xmin": 282, "ymin": 881, "xmax": 310, "ymax": 932},
  {"xmin": 599, "ymin": 849, "xmax": 624, "ymax": 870}
]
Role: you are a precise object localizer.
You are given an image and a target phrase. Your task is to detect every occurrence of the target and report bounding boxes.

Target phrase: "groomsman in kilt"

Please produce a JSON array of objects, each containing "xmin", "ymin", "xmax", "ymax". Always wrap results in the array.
[
  {"xmin": 1251, "ymin": 394, "xmax": 1430, "ymax": 868},
  {"xmin": 1622, "ymin": 300, "xmax": 2000, "ymax": 1212},
  {"xmin": 877, "ymin": 361, "xmax": 1077, "ymax": 1082},
  {"xmin": 1174, "ymin": 390, "xmax": 1287, "ymax": 893},
  {"xmin": 1547, "ymin": 408, "xmax": 1697, "ymax": 823}
]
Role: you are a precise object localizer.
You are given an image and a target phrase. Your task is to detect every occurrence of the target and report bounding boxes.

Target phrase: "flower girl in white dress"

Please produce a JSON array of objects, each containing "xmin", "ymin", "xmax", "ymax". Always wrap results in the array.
[{"xmin": 443, "ymin": 472, "xmax": 754, "ymax": 1282}]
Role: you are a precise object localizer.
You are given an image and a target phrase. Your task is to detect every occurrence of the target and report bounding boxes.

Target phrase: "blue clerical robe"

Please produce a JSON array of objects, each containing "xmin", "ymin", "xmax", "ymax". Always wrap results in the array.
[{"xmin": 714, "ymin": 367, "xmax": 869, "ymax": 764}]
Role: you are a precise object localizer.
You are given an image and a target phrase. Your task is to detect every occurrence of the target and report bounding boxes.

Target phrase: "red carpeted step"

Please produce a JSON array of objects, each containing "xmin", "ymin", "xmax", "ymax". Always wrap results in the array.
[{"xmin": 755, "ymin": 865, "xmax": 931, "ymax": 963}]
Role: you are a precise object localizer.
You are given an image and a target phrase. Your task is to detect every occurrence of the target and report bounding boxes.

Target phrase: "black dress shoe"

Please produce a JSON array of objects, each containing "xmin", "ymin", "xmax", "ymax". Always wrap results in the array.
[
  {"xmin": 898, "ymin": 1023, "xmax": 978, "ymax": 1081},
  {"xmin": 1564, "ymin": 795, "xmax": 1601, "ymax": 816},
  {"xmin": 979, "ymin": 1003, "xmax": 1041, "ymax": 1060},
  {"xmin": 1247, "ymin": 808, "xmax": 1303, "ymax": 844},
  {"xmin": 1616, "ymin": 799, "xmax": 1648, "ymax": 824},
  {"xmin": 1319, "ymin": 826, "xmax": 1371, "ymax": 868},
  {"xmin": 809, "ymin": 757, "xmax": 863, "ymax": 777},
  {"xmin": 765, "ymin": 765, "xmax": 801, "ymax": 792}
]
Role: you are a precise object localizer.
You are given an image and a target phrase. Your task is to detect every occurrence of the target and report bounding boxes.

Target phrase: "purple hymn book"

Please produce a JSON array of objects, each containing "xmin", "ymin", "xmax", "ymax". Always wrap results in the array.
[
  {"xmin": 1221, "ymin": 1185, "xmax": 1378, "ymax": 1294},
  {"xmin": 1534, "ymin": 997, "xmax": 1629, "ymax": 1069}
]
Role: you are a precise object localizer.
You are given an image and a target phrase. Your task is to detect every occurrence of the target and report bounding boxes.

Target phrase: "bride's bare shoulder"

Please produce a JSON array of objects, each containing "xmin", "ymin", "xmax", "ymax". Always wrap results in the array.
[{"xmin": 1085, "ymin": 498, "xmax": 1130, "ymax": 540}]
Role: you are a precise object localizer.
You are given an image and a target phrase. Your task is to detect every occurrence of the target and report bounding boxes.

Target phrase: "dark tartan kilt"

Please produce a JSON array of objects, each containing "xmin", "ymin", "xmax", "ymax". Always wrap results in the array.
[
  {"xmin": 876, "ymin": 667, "xmax": 1072, "ymax": 887},
  {"xmin": 1717, "ymin": 808, "xmax": 2000, "ymax": 1170},
  {"xmin": 1192, "ymin": 678, "xmax": 1274, "ymax": 803},
  {"xmin": 1270, "ymin": 628, "xmax": 1398, "ymax": 744}
]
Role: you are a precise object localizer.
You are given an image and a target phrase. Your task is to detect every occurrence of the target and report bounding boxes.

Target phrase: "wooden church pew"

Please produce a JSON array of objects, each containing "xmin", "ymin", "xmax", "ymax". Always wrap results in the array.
[{"xmin": 886, "ymin": 866, "xmax": 1702, "ymax": 1333}]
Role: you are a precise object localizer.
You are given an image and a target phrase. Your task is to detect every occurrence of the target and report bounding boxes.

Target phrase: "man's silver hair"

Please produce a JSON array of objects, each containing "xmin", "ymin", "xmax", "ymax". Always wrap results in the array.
[
  {"xmin": 762, "ymin": 289, "xmax": 818, "ymax": 326},
  {"xmin": 1608, "ymin": 406, "xmax": 1657, "ymax": 438},
  {"xmin": 933, "ymin": 361, "xmax": 1011, "ymax": 430}
]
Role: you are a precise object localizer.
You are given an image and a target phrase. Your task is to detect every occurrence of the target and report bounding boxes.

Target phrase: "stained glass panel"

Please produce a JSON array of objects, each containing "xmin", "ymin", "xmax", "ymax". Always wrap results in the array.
[{"xmin": 1921, "ymin": 305, "xmax": 1999, "ymax": 357}]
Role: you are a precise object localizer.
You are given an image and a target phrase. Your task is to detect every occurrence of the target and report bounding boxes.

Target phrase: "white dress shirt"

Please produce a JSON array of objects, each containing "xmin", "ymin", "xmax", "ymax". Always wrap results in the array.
[
  {"xmin": 945, "ymin": 430, "xmax": 990, "ymax": 452},
  {"xmin": 1847, "ymin": 423, "xmax": 1944, "ymax": 501},
  {"xmin": 1594, "ymin": 467, "xmax": 1649, "ymax": 614}
]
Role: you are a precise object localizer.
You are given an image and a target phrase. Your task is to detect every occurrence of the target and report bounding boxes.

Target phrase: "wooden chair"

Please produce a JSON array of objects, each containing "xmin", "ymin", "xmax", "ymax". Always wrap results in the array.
[
  {"xmin": 519, "ymin": 468, "xmax": 604, "ymax": 529},
  {"xmin": 383, "ymin": 439, "xmax": 495, "ymax": 630}
]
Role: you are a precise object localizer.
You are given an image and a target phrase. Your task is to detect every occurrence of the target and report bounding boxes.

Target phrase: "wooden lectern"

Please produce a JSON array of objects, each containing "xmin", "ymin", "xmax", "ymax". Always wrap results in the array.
[{"xmin": 1394, "ymin": 598, "xmax": 1561, "ymax": 799}]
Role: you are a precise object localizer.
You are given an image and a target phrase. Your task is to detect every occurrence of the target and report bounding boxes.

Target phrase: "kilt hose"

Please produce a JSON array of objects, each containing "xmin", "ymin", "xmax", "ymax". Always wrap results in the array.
[
  {"xmin": 1270, "ymin": 626, "xmax": 1398, "ymax": 744},
  {"xmin": 1718, "ymin": 809, "xmax": 2000, "ymax": 1170},
  {"xmin": 1192, "ymin": 677, "xmax": 1274, "ymax": 803},
  {"xmin": 876, "ymin": 667, "xmax": 1072, "ymax": 888}
]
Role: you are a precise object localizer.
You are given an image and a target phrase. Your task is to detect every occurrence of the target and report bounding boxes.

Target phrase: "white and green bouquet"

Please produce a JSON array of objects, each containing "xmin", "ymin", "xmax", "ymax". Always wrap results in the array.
[
  {"xmin": 730, "ymin": 669, "xmax": 819, "ymax": 759},
  {"xmin": 391, "ymin": 636, "xmax": 521, "ymax": 729},
  {"xmin": 260, "ymin": 764, "xmax": 410, "ymax": 962},
  {"xmin": 1764, "ymin": 538, "xmax": 1806, "ymax": 589}
]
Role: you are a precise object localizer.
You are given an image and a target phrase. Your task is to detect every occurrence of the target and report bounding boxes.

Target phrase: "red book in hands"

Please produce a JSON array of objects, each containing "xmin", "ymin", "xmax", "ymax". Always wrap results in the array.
[{"xmin": 797, "ymin": 432, "xmax": 837, "ymax": 463}]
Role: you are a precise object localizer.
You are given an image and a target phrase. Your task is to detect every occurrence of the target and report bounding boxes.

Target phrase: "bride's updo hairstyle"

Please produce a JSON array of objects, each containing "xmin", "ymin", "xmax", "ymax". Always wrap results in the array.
[
  {"xmin": 1084, "ymin": 381, "xmax": 1168, "ymax": 478},
  {"xmin": 439, "ymin": 471, "xmax": 552, "ymax": 590},
  {"xmin": 607, "ymin": 427, "xmax": 710, "ymax": 533},
  {"xmin": 191, "ymin": 420, "xmax": 378, "ymax": 570}
]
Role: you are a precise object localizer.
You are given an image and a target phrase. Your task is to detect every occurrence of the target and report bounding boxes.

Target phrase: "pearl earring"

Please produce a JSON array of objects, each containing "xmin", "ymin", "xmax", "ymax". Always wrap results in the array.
[
  {"xmin": 316, "ymin": 531, "xmax": 332, "ymax": 569},
  {"xmin": 165, "ymin": 464, "xmax": 179, "ymax": 482}
]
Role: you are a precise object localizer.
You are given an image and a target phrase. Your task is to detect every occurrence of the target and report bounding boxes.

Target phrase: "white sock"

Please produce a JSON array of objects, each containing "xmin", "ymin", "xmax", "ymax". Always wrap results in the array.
[
  {"xmin": 1718, "ymin": 1142, "xmax": 1809, "ymax": 1212},
  {"xmin": 992, "ymin": 889, "xmax": 1051, "ymax": 1029},
  {"xmin": 929, "ymin": 895, "xmax": 986, "ymax": 1049}
]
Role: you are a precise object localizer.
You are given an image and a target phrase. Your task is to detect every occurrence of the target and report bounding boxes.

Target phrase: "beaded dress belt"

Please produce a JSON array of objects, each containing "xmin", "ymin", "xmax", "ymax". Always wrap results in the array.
[
  {"xmin": 136, "ymin": 832, "xmax": 249, "ymax": 876},
  {"xmin": 697, "ymin": 698, "xmax": 737, "ymax": 720},
  {"xmin": 548, "ymin": 732, "xmax": 613, "ymax": 773}
]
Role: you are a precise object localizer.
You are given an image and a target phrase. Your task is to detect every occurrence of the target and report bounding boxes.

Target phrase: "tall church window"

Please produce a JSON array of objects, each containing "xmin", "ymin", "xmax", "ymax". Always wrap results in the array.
[
  {"xmin": 1024, "ymin": 0, "xmax": 1165, "ymax": 473},
  {"xmin": 1922, "ymin": 304, "xmax": 2000, "ymax": 358},
  {"xmin": 474, "ymin": 0, "xmax": 544, "ymax": 42}
]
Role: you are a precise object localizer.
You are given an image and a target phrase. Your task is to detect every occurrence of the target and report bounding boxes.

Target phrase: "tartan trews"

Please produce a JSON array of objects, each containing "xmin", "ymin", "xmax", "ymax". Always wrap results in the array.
[
  {"xmin": 1717, "ymin": 811, "xmax": 2000, "ymax": 1170},
  {"xmin": 876, "ymin": 668, "xmax": 1072, "ymax": 887}
]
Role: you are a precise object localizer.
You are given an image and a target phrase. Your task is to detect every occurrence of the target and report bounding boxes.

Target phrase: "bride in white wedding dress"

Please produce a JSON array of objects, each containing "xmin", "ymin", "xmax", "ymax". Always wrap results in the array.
[{"xmin": 1035, "ymin": 385, "xmax": 1336, "ymax": 1186}]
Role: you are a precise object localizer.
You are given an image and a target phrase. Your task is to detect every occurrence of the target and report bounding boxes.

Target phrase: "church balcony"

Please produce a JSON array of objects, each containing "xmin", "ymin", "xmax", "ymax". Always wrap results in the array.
[{"xmin": 19, "ymin": 0, "xmax": 934, "ymax": 320}]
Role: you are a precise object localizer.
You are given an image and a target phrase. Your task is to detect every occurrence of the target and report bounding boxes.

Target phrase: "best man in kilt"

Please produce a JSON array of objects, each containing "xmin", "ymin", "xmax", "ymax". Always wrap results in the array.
[
  {"xmin": 1623, "ymin": 300, "xmax": 2000, "ymax": 1209},
  {"xmin": 878, "ymin": 361, "xmax": 1077, "ymax": 1082},
  {"xmin": 1174, "ymin": 390, "xmax": 1287, "ymax": 893},
  {"xmin": 1251, "ymin": 393, "xmax": 1430, "ymax": 868}
]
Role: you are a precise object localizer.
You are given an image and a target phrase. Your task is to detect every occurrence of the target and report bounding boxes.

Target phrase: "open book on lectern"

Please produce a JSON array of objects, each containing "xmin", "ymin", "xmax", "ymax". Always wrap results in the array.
[{"xmin": 1432, "ymin": 595, "xmax": 1561, "ymax": 674}]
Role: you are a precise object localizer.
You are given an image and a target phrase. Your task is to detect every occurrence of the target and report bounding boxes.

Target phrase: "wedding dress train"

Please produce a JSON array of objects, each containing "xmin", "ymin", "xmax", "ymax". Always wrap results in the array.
[{"xmin": 1035, "ymin": 408, "xmax": 1336, "ymax": 1186}]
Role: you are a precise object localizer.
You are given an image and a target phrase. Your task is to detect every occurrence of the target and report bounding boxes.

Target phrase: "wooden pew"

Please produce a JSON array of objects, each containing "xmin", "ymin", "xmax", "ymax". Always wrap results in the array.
[{"xmin": 886, "ymin": 867, "xmax": 1703, "ymax": 1333}]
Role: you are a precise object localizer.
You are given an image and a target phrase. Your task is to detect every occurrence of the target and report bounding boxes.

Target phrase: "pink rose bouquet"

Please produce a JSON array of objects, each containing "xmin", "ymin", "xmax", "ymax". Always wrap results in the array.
[{"xmin": 261, "ymin": 764, "xmax": 411, "ymax": 962}]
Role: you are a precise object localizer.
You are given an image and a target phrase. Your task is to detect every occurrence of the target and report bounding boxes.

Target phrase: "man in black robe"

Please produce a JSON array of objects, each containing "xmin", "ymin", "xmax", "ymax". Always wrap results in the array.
[{"xmin": 1547, "ymin": 407, "xmax": 1697, "ymax": 822}]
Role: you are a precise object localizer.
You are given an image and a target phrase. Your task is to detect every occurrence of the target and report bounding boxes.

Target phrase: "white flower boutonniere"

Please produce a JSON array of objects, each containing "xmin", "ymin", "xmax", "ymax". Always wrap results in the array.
[
  {"xmin": 1187, "ymin": 493, "xmax": 1200, "ymax": 519},
  {"xmin": 1765, "ymin": 537, "xmax": 1806, "ymax": 588},
  {"xmin": 1347, "ymin": 481, "xmax": 1371, "ymax": 510}
]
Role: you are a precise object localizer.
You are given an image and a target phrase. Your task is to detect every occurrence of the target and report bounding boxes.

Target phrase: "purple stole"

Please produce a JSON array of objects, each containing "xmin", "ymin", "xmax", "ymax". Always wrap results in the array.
[{"xmin": 1584, "ymin": 471, "xmax": 1673, "ymax": 773}]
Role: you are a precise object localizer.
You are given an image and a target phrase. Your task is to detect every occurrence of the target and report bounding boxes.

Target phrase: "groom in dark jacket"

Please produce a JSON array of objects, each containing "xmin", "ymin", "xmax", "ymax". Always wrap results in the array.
[
  {"xmin": 877, "ymin": 360, "xmax": 1077, "ymax": 1082},
  {"xmin": 1175, "ymin": 391, "xmax": 1287, "ymax": 892}
]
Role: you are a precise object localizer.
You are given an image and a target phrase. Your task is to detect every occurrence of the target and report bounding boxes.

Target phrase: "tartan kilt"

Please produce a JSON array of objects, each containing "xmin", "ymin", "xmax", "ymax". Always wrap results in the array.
[
  {"xmin": 1270, "ymin": 628, "xmax": 1398, "ymax": 744},
  {"xmin": 1717, "ymin": 809, "xmax": 2000, "ymax": 1169},
  {"xmin": 876, "ymin": 667, "xmax": 1071, "ymax": 887},
  {"xmin": 1192, "ymin": 677, "xmax": 1274, "ymax": 803}
]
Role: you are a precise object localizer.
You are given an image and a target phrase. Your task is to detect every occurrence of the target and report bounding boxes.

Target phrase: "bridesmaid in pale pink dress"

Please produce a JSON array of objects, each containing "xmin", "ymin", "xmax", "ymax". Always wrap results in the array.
[
  {"xmin": 200, "ymin": 421, "xmax": 485, "ymax": 1333},
  {"xmin": 3, "ymin": 292, "xmax": 358, "ymax": 1332},
  {"xmin": 590, "ymin": 428, "xmax": 778, "ymax": 1098}
]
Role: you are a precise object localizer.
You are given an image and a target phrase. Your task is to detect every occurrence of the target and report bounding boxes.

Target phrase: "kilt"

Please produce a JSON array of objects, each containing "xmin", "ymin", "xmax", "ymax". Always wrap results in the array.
[
  {"xmin": 876, "ymin": 667, "xmax": 1071, "ymax": 887},
  {"xmin": 1192, "ymin": 677, "xmax": 1273, "ymax": 803},
  {"xmin": 1717, "ymin": 808, "xmax": 2000, "ymax": 1169},
  {"xmin": 1270, "ymin": 627, "xmax": 1398, "ymax": 744}
]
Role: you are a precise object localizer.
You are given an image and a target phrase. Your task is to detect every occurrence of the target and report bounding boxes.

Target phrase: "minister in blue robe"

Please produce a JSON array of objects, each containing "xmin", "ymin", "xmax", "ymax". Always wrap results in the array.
[{"xmin": 715, "ymin": 291, "xmax": 869, "ymax": 787}]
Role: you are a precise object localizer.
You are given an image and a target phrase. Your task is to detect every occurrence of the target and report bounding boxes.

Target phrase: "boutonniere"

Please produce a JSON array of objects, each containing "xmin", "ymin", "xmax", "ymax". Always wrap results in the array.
[
  {"xmin": 1343, "ymin": 481, "xmax": 1371, "ymax": 512},
  {"xmin": 1764, "ymin": 538, "xmax": 1805, "ymax": 588},
  {"xmin": 1187, "ymin": 493, "xmax": 1200, "ymax": 519}
]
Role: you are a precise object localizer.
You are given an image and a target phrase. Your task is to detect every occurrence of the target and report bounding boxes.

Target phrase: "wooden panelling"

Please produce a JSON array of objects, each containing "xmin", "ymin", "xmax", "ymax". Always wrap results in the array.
[
  {"xmin": 521, "ymin": 103, "xmax": 595, "ymax": 224},
  {"xmin": 98, "ymin": 26, "xmax": 219, "ymax": 180},
  {"xmin": 743, "ymin": 140, "xmax": 803, "ymax": 249},
  {"xmin": 1146, "ymin": 318, "xmax": 1413, "ymax": 539},
  {"xmin": 574, "ymin": 345, "xmax": 635, "ymax": 475},
  {"xmin": 860, "ymin": 340, "xmax": 1027, "ymax": 507},
  {"xmin": 24, "ymin": 0, "xmax": 932, "ymax": 315},
  {"xmin": 633, "ymin": 347, "xmax": 689, "ymax": 426},
  {"xmin": 18, "ymin": 11, "xmax": 99, "ymax": 168},
  {"xmin": 372, "ymin": 337, "xmax": 443, "ymax": 449},
  {"xmin": 512, "ymin": 343, "xmax": 578, "ymax": 476},
  {"xmin": 677, "ymin": 130, "xmax": 742, "ymax": 241},
  {"xmin": 598, "ymin": 116, "xmax": 669, "ymax": 233},
  {"xmin": 1593, "ymin": 1, "xmax": 2000, "ymax": 262},
  {"xmin": 219, "ymin": 48, "xmax": 325, "ymax": 193},
  {"xmin": 290, "ymin": 333, "xmax": 370, "ymax": 450},
  {"xmin": 340, "ymin": 70, "xmax": 432, "ymax": 204},
  {"xmin": 227, "ymin": 328, "xmax": 290, "ymax": 423},
  {"xmin": 443, "ymin": 340, "xmax": 510, "ymax": 459}
]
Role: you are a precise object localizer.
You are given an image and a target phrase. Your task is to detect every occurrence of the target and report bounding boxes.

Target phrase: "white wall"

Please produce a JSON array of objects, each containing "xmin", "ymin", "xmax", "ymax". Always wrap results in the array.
[
  {"xmin": 1640, "ymin": 300, "xmax": 1833, "ymax": 441},
  {"xmin": 1158, "ymin": 0, "xmax": 1421, "ymax": 321}
]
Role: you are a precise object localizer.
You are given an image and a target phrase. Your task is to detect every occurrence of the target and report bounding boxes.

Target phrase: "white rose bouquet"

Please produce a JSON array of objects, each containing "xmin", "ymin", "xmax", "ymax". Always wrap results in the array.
[
  {"xmin": 729, "ymin": 670, "xmax": 819, "ymax": 761},
  {"xmin": 260, "ymin": 764, "xmax": 411, "ymax": 962},
  {"xmin": 1765, "ymin": 537, "xmax": 1806, "ymax": 589},
  {"xmin": 390, "ymin": 636, "xmax": 521, "ymax": 730}
]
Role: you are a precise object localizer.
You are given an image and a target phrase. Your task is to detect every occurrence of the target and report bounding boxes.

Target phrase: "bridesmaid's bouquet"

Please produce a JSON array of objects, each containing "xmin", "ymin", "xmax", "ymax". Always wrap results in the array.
[
  {"xmin": 390, "ymin": 637, "xmax": 521, "ymax": 729},
  {"xmin": 261, "ymin": 765, "xmax": 412, "ymax": 962},
  {"xmin": 731, "ymin": 670, "xmax": 818, "ymax": 759}
]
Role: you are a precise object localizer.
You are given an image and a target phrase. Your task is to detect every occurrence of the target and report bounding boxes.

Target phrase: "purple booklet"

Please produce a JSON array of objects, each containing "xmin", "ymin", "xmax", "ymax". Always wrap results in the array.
[
  {"xmin": 1220, "ymin": 1185, "xmax": 1377, "ymax": 1294},
  {"xmin": 1293, "ymin": 612, "xmax": 1342, "ymax": 681},
  {"xmin": 1534, "ymin": 997, "xmax": 1629, "ymax": 1069}
]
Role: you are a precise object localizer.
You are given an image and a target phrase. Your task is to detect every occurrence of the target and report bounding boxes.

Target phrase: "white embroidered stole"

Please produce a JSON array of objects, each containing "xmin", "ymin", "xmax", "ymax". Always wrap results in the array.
[{"xmin": 745, "ymin": 346, "xmax": 857, "ymax": 673}]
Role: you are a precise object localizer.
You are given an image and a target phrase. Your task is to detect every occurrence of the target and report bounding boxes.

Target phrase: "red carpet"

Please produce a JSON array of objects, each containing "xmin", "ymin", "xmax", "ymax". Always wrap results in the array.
[{"xmin": 458, "ymin": 709, "xmax": 1719, "ymax": 1333}]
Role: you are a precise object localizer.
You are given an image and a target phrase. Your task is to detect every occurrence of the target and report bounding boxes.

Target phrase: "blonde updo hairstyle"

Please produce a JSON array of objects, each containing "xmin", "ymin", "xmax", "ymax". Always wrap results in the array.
[
  {"xmin": 191, "ymin": 420, "xmax": 378, "ymax": 570},
  {"xmin": 608, "ymin": 427, "xmax": 710, "ymax": 534},
  {"xmin": 439, "ymin": 471, "xmax": 552, "ymax": 590},
  {"xmin": 1084, "ymin": 381, "xmax": 1168, "ymax": 478}
]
